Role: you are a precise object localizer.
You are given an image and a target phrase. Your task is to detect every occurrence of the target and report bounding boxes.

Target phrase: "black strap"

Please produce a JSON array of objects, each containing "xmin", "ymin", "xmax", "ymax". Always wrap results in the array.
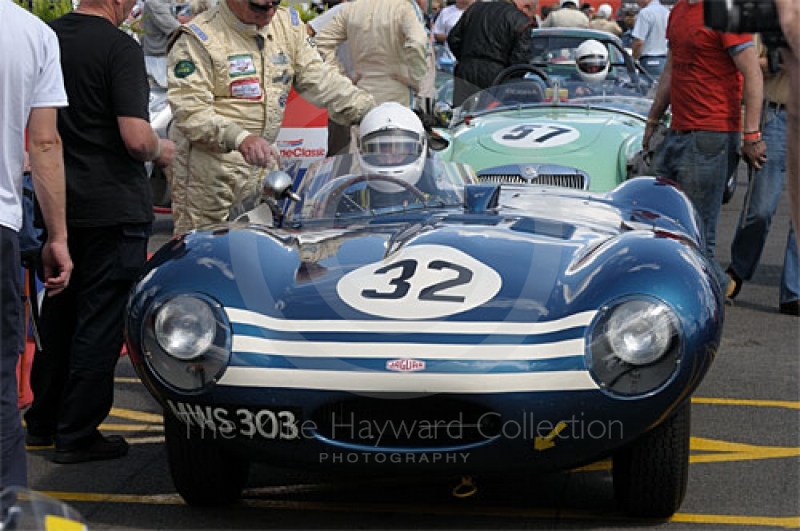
[{"xmin": 24, "ymin": 262, "xmax": 42, "ymax": 351}]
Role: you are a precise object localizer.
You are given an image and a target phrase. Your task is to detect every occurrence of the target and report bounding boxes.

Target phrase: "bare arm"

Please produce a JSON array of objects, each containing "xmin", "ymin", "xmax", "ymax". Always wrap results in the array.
[
  {"xmin": 118, "ymin": 116, "xmax": 175, "ymax": 167},
  {"xmin": 732, "ymin": 44, "xmax": 764, "ymax": 135},
  {"xmin": 26, "ymin": 106, "xmax": 72, "ymax": 295},
  {"xmin": 775, "ymin": 0, "xmax": 800, "ymax": 57},
  {"xmin": 643, "ymin": 52, "xmax": 672, "ymax": 150},
  {"xmin": 632, "ymin": 38, "xmax": 643, "ymax": 59},
  {"xmin": 774, "ymin": 0, "xmax": 800, "ymax": 232},
  {"xmin": 733, "ymin": 44, "xmax": 767, "ymax": 169}
]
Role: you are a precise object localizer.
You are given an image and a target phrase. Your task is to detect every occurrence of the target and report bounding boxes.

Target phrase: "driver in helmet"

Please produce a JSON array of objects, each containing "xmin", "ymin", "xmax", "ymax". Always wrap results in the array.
[
  {"xmin": 318, "ymin": 101, "xmax": 467, "ymax": 216},
  {"xmin": 353, "ymin": 101, "xmax": 430, "ymax": 209},
  {"xmin": 572, "ymin": 39, "xmax": 611, "ymax": 97}
]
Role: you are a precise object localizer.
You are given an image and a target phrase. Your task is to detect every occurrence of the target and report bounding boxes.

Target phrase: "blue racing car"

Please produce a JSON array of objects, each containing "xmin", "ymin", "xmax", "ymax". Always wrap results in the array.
[{"xmin": 125, "ymin": 154, "xmax": 723, "ymax": 518}]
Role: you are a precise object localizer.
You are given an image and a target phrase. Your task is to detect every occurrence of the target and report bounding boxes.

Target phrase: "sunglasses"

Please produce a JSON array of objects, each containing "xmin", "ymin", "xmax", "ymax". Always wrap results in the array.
[{"xmin": 248, "ymin": 0, "xmax": 280, "ymax": 11}]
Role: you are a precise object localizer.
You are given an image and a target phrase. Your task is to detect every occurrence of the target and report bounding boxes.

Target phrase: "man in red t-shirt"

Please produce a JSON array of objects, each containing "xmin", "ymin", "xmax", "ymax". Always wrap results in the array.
[{"xmin": 642, "ymin": 0, "xmax": 765, "ymax": 297}]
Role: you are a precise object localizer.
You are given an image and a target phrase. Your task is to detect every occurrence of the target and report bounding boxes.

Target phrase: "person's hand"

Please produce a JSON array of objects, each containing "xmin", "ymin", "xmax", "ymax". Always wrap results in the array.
[
  {"xmin": 239, "ymin": 135, "xmax": 281, "ymax": 168},
  {"xmin": 642, "ymin": 121, "xmax": 657, "ymax": 151},
  {"xmin": 155, "ymin": 138, "xmax": 176, "ymax": 168},
  {"xmin": 40, "ymin": 239, "xmax": 72, "ymax": 296},
  {"xmin": 741, "ymin": 138, "xmax": 767, "ymax": 170}
]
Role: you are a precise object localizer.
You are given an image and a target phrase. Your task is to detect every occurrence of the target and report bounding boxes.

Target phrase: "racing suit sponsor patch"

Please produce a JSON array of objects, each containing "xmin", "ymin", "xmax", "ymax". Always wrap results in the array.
[
  {"xmin": 278, "ymin": 92, "xmax": 288, "ymax": 108},
  {"xmin": 228, "ymin": 54, "xmax": 257, "ymax": 77},
  {"xmin": 270, "ymin": 52, "xmax": 289, "ymax": 65},
  {"xmin": 187, "ymin": 23, "xmax": 208, "ymax": 41},
  {"xmin": 230, "ymin": 77, "xmax": 263, "ymax": 100},
  {"xmin": 174, "ymin": 60, "xmax": 196, "ymax": 78},
  {"xmin": 271, "ymin": 70, "xmax": 291, "ymax": 84}
]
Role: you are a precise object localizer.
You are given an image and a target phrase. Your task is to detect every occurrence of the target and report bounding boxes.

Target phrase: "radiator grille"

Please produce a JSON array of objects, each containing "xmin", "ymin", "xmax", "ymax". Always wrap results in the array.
[{"xmin": 479, "ymin": 173, "xmax": 588, "ymax": 189}]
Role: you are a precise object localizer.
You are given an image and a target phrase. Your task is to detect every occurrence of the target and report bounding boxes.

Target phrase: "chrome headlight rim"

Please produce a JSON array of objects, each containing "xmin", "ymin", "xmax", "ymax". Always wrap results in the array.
[
  {"xmin": 154, "ymin": 294, "xmax": 217, "ymax": 360},
  {"xmin": 587, "ymin": 296, "xmax": 683, "ymax": 397},
  {"xmin": 141, "ymin": 292, "xmax": 231, "ymax": 393}
]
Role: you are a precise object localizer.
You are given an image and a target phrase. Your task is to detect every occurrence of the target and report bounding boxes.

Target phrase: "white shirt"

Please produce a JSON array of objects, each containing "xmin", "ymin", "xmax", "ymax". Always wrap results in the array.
[
  {"xmin": 631, "ymin": 0, "xmax": 670, "ymax": 57},
  {"xmin": 0, "ymin": 0, "xmax": 68, "ymax": 231},
  {"xmin": 432, "ymin": 4, "xmax": 465, "ymax": 41}
]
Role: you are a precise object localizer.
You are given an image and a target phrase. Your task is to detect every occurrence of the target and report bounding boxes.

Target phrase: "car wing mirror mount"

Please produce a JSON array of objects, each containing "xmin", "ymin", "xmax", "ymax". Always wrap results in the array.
[
  {"xmin": 263, "ymin": 170, "xmax": 300, "ymax": 202},
  {"xmin": 433, "ymin": 101, "xmax": 453, "ymax": 128}
]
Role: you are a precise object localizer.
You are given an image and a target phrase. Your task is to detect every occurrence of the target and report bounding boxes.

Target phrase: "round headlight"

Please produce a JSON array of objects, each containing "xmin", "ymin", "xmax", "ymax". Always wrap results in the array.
[
  {"xmin": 604, "ymin": 300, "xmax": 675, "ymax": 365},
  {"xmin": 154, "ymin": 295, "xmax": 216, "ymax": 360}
]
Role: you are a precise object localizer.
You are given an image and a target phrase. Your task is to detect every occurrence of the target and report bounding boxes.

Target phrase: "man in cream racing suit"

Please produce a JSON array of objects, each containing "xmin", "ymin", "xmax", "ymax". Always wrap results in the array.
[
  {"xmin": 167, "ymin": 0, "xmax": 375, "ymax": 234},
  {"xmin": 313, "ymin": 0, "xmax": 430, "ymax": 109}
]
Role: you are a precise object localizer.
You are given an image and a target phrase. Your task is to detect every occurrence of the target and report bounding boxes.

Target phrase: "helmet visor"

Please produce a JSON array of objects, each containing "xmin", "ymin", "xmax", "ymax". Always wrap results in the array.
[
  {"xmin": 578, "ymin": 54, "xmax": 607, "ymax": 74},
  {"xmin": 359, "ymin": 129, "xmax": 424, "ymax": 167}
]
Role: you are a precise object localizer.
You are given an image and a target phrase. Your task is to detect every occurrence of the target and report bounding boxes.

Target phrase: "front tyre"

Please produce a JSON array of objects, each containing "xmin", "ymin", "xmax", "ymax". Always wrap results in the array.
[
  {"xmin": 612, "ymin": 402, "xmax": 691, "ymax": 518},
  {"xmin": 164, "ymin": 411, "xmax": 250, "ymax": 506}
]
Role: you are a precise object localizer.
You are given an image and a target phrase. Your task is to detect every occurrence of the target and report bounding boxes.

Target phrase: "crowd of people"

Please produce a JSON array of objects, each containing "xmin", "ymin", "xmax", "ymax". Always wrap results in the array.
[{"xmin": 1, "ymin": 0, "xmax": 799, "ymax": 491}]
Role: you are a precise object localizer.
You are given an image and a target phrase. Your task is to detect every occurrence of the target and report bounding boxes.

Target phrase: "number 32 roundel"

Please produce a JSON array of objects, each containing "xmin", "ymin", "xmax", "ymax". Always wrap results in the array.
[{"xmin": 336, "ymin": 244, "xmax": 502, "ymax": 319}]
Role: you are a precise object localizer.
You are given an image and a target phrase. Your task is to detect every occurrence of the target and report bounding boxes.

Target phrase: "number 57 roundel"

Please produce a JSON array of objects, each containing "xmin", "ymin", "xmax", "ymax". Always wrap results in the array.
[{"xmin": 336, "ymin": 244, "xmax": 502, "ymax": 320}]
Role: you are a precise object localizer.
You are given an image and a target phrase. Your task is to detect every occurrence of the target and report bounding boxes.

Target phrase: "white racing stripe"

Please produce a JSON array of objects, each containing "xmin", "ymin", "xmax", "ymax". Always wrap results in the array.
[
  {"xmin": 232, "ymin": 336, "xmax": 585, "ymax": 360},
  {"xmin": 226, "ymin": 308, "xmax": 597, "ymax": 335},
  {"xmin": 216, "ymin": 368, "xmax": 600, "ymax": 393}
]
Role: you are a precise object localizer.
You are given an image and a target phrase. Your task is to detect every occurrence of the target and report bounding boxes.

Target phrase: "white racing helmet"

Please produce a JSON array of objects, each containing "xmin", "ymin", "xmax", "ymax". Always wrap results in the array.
[
  {"xmin": 575, "ymin": 39, "xmax": 610, "ymax": 83},
  {"xmin": 357, "ymin": 102, "xmax": 427, "ymax": 194}
]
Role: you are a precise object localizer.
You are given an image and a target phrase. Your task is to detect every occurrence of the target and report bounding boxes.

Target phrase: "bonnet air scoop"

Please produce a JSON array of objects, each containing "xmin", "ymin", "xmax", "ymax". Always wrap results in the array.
[{"xmin": 464, "ymin": 184, "xmax": 502, "ymax": 213}]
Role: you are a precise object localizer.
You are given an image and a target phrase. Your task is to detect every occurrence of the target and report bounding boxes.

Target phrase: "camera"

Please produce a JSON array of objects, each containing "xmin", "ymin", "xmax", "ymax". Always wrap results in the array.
[{"xmin": 703, "ymin": 0, "xmax": 786, "ymax": 49}]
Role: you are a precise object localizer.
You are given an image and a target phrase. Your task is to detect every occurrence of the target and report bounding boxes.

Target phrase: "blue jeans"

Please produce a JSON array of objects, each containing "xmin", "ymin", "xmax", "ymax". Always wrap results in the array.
[
  {"xmin": 654, "ymin": 129, "xmax": 740, "ymax": 291},
  {"xmin": 729, "ymin": 105, "xmax": 799, "ymax": 305},
  {"xmin": 639, "ymin": 55, "xmax": 666, "ymax": 78}
]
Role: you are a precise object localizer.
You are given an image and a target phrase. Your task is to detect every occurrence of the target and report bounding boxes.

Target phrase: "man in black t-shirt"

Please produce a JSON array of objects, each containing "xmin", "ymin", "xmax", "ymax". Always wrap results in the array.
[
  {"xmin": 447, "ymin": 0, "xmax": 538, "ymax": 107},
  {"xmin": 24, "ymin": 0, "xmax": 175, "ymax": 465}
]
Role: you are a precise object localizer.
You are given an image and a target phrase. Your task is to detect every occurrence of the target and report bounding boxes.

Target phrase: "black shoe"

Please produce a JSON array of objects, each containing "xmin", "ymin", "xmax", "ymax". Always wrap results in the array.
[
  {"xmin": 726, "ymin": 267, "xmax": 743, "ymax": 300},
  {"xmin": 779, "ymin": 300, "xmax": 800, "ymax": 316},
  {"xmin": 52, "ymin": 435, "xmax": 129, "ymax": 464},
  {"xmin": 25, "ymin": 432, "xmax": 54, "ymax": 448}
]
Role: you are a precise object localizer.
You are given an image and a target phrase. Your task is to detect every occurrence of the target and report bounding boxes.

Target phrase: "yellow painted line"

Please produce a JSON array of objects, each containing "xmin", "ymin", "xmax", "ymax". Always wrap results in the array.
[
  {"xmin": 114, "ymin": 377, "xmax": 142, "ymax": 384},
  {"xmin": 573, "ymin": 435, "xmax": 800, "ymax": 472},
  {"xmin": 43, "ymin": 492, "xmax": 182, "ymax": 505},
  {"xmin": 40, "ymin": 491, "xmax": 800, "ymax": 528},
  {"xmin": 692, "ymin": 397, "xmax": 800, "ymax": 410},
  {"xmin": 125, "ymin": 436, "xmax": 165, "ymax": 444},
  {"xmin": 97, "ymin": 423, "xmax": 163, "ymax": 433},
  {"xmin": 689, "ymin": 437, "xmax": 800, "ymax": 465},
  {"xmin": 108, "ymin": 407, "xmax": 162, "ymax": 424},
  {"xmin": 671, "ymin": 513, "xmax": 800, "ymax": 529}
]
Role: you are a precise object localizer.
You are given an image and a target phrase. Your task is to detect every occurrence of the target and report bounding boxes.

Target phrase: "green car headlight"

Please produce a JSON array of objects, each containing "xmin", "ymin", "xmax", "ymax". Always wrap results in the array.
[{"xmin": 589, "ymin": 298, "xmax": 682, "ymax": 396}]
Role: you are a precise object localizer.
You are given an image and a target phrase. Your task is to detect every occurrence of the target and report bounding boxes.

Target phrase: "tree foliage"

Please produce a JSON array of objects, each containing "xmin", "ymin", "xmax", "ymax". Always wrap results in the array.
[
  {"xmin": 14, "ymin": 0, "xmax": 73, "ymax": 22},
  {"xmin": 285, "ymin": 1, "xmax": 318, "ymax": 23}
]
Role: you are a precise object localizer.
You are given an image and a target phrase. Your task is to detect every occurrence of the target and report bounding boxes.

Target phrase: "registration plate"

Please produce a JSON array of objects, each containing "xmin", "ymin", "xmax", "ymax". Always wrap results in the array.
[{"xmin": 167, "ymin": 399, "xmax": 302, "ymax": 440}]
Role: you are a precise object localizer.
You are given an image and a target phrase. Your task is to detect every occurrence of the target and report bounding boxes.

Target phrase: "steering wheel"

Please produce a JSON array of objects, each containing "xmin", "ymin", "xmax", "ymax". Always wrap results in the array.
[
  {"xmin": 315, "ymin": 174, "xmax": 427, "ymax": 218},
  {"xmin": 491, "ymin": 64, "xmax": 550, "ymax": 86}
]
